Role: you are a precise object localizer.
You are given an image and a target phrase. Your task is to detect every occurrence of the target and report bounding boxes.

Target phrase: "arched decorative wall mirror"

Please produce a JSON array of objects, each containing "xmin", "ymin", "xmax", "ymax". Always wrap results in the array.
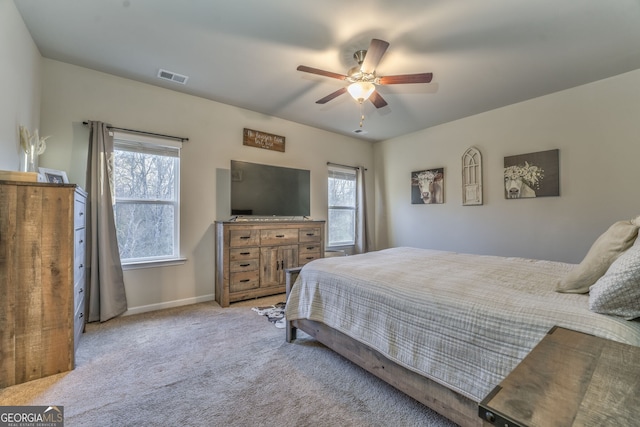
[{"xmin": 462, "ymin": 147, "xmax": 483, "ymax": 206}]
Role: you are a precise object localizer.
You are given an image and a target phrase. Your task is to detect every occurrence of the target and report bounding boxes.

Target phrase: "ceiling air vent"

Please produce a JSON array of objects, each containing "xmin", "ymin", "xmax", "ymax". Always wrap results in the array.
[
  {"xmin": 353, "ymin": 129, "xmax": 368, "ymax": 135},
  {"xmin": 157, "ymin": 69, "xmax": 189, "ymax": 85}
]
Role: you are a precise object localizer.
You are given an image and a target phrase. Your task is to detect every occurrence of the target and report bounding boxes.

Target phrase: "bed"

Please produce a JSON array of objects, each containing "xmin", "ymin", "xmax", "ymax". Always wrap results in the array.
[{"xmin": 285, "ymin": 238, "xmax": 640, "ymax": 426}]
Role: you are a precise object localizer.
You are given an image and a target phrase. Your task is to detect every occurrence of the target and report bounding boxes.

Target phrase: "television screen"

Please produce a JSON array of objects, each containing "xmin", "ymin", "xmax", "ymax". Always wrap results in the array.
[{"xmin": 230, "ymin": 160, "xmax": 311, "ymax": 217}]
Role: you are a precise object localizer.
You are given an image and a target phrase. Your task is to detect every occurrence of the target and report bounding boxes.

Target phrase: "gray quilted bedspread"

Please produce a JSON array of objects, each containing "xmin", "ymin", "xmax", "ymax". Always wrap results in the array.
[{"xmin": 285, "ymin": 247, "xmax": 640, "ymax": 401}]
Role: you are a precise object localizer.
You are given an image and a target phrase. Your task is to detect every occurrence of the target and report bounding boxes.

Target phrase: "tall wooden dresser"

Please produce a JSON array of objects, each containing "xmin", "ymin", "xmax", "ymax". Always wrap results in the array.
[
  {"xmin": 0, "ymin": 181, "xmax": 87, "ymax": 387},
  {"xmin": 215, "ymin": 220, "xmax": 325, "ymax": 307}
]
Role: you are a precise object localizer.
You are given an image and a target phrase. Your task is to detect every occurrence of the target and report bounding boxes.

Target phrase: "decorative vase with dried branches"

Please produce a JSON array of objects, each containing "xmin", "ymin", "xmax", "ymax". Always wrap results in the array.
[{"xmin": 19, "ymin": 125, "xmax": 50, "ymax": 172}]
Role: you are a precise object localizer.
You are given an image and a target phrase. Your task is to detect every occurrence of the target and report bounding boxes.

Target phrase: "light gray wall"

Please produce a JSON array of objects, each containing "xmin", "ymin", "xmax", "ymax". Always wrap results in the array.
[
  {"xmin": 374, "ymin": 69, "xmax": 640, "ymax": 264},
  {"xmin": 0, "ymin": 0, "xmax": 41, "ymax": 171},
  {"xmin": 38, "ymin": 59, "xmax": 374, "ymax": 314},
  {"xmin": 9, "ymin": 3, "xmax": 640, "ymax": 313}
]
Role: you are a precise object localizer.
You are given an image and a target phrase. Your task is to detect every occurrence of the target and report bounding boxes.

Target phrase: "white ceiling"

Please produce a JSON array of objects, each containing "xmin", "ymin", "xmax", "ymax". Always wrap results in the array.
[{"xmin": 15, "ymin": 0, "xmax": 640, "ymax": 142}]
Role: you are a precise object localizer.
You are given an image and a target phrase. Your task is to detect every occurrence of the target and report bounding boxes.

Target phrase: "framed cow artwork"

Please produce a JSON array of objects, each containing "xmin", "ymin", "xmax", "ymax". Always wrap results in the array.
[
  {"xmin": 504, "ymin": 149, "xmax": 559, "ymax": 199},
  {"xmin": 411, "ymin": 168, "xmax": 444, "ymax": 204}
]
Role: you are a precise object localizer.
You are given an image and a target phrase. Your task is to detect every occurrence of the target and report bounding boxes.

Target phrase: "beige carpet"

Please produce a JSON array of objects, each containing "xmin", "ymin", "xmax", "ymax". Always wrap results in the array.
[{"xmin": 0, "ymin": 295, "xmax": 458, "ymax": 426}]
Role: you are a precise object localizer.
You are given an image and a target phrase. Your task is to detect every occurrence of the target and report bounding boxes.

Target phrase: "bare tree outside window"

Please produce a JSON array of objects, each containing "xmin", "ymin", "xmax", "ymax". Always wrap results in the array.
[
  {"xmin": 328, "ymin": 166, "xmax": 357, "ymax": 247},
  {"xmin": 113, "ymin": 137, "xmax": 180, "ymax": 262}
]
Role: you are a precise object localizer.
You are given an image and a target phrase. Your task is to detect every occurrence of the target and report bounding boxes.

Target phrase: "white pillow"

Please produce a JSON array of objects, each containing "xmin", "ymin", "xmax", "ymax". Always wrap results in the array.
[
  {"xmin": 589, "ymin": 236, "xmax": 640, "ymax": 320},
  {"xmin": 556, "ymin": 219, "xmax": 638, "ymax": 293}
]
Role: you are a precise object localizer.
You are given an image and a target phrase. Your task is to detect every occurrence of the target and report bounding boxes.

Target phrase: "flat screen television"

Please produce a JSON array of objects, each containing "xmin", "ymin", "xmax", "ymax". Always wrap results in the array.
[{"xmin": 230, "ymin": 160, "xmax": 311, "ymax": 217}]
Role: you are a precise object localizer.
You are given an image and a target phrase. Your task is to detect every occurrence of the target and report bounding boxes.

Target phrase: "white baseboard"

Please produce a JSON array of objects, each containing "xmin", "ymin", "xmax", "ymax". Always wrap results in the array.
[{"xmin": 123, "ymin": 294, "xmax": 215, "ymax": 316}]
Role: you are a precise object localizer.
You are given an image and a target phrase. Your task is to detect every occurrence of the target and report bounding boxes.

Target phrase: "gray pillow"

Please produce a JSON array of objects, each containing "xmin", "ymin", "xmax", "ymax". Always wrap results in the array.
[
  {"xmin": 556, "ymin": 219, "xmax": 638, "ymax": 293},
  {"xmin": 589, "ymin": 236, "xmax": 640, "ymax": 320}
]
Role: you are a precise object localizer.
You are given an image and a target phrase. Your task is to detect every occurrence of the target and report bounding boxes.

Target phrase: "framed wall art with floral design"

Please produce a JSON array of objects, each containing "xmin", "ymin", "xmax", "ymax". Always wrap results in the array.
[{"xmin": 503, "ymin": 149, "xmax": 559, "ymax": 199}]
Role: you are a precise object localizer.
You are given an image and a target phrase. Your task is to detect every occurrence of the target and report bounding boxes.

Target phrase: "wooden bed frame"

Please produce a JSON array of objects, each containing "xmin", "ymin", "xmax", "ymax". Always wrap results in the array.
[{"xmin": 286, "ymin": 319, "xmax": 482, "ymax": 427}]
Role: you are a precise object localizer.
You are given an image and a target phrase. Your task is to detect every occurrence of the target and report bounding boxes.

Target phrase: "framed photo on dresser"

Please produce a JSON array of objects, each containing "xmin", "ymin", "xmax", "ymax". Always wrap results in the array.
[{"xmin": 39, "ymin": 167, "xmax": 69, "ymax": 184}]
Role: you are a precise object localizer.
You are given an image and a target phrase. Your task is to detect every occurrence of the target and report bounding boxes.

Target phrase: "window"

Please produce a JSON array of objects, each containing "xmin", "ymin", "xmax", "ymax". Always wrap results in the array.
[
  {"xmin": 328, "ymin": 165, "xmax": 357, "ymax": 247},
  {"xmin": 112, "ymin": 132, "xmax": 181, "ymax": 265}
]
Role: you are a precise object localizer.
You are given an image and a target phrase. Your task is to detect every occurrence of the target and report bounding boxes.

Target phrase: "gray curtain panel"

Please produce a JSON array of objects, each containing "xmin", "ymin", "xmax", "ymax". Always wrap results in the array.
[
  {"xmin": 85, "ymin": 121, "xmax": 128, "ymax": 322},
  {"xmin": 355, "ymin": 166, "xmax": 369, "ymax": 254}
]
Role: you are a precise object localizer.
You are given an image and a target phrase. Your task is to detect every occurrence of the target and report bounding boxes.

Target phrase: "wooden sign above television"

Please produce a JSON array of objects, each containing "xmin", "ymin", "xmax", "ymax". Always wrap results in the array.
[{"xmin": 243, "ymin": 128, "xmax": 285, "ymax": 152}]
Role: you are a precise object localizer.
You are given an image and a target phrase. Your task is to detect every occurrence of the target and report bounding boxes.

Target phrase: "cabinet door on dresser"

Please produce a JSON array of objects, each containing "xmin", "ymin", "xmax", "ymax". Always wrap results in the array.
[{"xmin": 260, "ymin": 244, "xmax": 298, "ymax": 287}]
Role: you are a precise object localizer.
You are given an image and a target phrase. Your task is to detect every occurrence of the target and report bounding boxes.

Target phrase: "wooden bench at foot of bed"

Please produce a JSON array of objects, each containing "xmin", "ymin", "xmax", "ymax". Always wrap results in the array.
[{"xmin": 286, "ymin": 318, "xmax": 481, "ymax": 427}]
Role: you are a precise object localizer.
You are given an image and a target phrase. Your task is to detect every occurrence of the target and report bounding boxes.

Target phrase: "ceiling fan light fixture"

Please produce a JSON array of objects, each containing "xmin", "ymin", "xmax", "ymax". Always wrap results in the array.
[
  {"xmin": 347, "ymin": 82, "xmax": 375, "ymax": 103},
  {"xmin": 298, "ymin": 38, "xmax": 430, "ymax": 110}
]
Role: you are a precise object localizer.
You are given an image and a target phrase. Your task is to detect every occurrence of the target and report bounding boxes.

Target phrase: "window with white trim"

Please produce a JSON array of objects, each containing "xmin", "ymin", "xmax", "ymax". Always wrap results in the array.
[
  {"xmin": 113, "ymin": 132, "xmax": 181, "ymax": 264},
  {"xmin": 328, "ymin": 165, "xmax": 357, "ymax": 247}
]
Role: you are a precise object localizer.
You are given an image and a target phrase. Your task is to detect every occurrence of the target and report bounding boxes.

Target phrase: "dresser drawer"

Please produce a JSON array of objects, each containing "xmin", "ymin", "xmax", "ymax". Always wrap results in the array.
[
  {"xmin": 74, "ymin": 195, "xmax": 86, "ymax": 229},
  {"xmin": 74, "ymin": 228, "xmax": 86, "ymax": 262},
  {"xmin": 230, "ymin": 271, "xmax": 259, "ymax": 292},
  {"xmin": 73, "ymin": 305, "xmax": 85, "ymax": 353},
  {"xmin": 299, "ymin": 227, "xmax": 321, "ymax": 242},
  {"xmin": 299, "ymin": 253, "xmax": 321, "ymax": 265},
  {"xmin": 260, "ymin": 229, "xmax": 298, "ymax": 245},
  {"xmin": 230, "ymin": 259, "xmax": 259, "ymax": 272},
  {"xmin": 229, "ymin": 229, "xmax": 260, "ymax": 247},
  {"xmin": 299, "ymin": 243, "xmax": 322, "ymax": 255},
  {"xmin": 230, "ymin": 247, "xmax": 260, "ymax": 260},
  {"xmin": 74, "ymin": 273, "xmax": 85, "ymax": 313},
  {"xmin": 75, "ymin": 247, "xmax": 86, "ymax": 280}
]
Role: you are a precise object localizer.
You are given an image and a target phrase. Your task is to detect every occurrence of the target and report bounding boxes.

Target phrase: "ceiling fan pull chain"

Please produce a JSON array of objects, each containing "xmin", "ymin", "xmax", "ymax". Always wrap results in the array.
[{"xmin": 359, "ymin": 102, "xmax": 365, "ymax": 128}]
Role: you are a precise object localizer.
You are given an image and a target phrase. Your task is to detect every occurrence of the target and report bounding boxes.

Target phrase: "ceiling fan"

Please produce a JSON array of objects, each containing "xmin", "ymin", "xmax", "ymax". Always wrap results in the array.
[{"xmin": 297, "ymin": 38, "xmax": 433, "ymax": 109}]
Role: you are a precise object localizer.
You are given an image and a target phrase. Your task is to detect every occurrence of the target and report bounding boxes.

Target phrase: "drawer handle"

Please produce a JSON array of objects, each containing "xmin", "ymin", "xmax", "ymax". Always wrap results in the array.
[
  {"xmin": 306, "ymin": 233, "xmax": 314, "ymax": 236},
  {"xmin": 240, "ymin": 279, "xmax": 250, "ymax": 283},
  {"xmin": 239, "ymin": 263, "xmax": 250, "ymax": 267},
  {"xmin": 306, "ymin": 246, "xmax": 315, "ymax": 250},
  {"xmin": 240, "ymin": 252, "xmax": 250, "ymax": 255},
  {"xmin": 484, "ymin": 411, "xmax": 495, "ymax": 423},
  {"xmin": 305, "ymin": 256, "xmax": 314, "ymax": 260},
  {"xmin": 276, "ymin": 234, "xmax": 285, "ymax": 238},
  {"xmin": 240, "ymin": 236, "xmax": 251, "ymax": 240}
]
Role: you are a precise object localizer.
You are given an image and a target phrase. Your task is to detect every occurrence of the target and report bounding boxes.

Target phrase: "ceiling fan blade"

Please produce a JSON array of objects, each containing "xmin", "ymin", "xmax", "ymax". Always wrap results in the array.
[
  {"xmin": 297, "ymin": 65, "xmax": 347, "ymax": 80},
  {"xmin": 360, "ymin": 39, "xmax": 389, "ymax": 74},
  {"xmin": 316, "ymin": 87, "xmax": 347, "ymax": 104},
  {"xmin": 369, "ymin": 91, "xmax": 388, "ymax": 109},
  {"xmin": 378, "ymin": 73, "xmax": 433, "ymax": 85}
]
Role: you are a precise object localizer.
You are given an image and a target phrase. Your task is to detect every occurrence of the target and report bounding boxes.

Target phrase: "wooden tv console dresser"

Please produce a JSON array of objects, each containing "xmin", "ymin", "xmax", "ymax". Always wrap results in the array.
[{"xmin": 215, "ymin": 220, "xmax": 325, "ymax": 307}]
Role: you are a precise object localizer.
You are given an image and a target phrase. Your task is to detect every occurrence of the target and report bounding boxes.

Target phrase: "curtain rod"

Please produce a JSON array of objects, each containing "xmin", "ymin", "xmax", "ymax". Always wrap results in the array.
[
  {"xmin": 327, "ymin": 162, "xmax": 367, "ymax": 171},
  {"xmin": 82, "ymin": 121, "xmax": 188, "ymax": 142}
]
